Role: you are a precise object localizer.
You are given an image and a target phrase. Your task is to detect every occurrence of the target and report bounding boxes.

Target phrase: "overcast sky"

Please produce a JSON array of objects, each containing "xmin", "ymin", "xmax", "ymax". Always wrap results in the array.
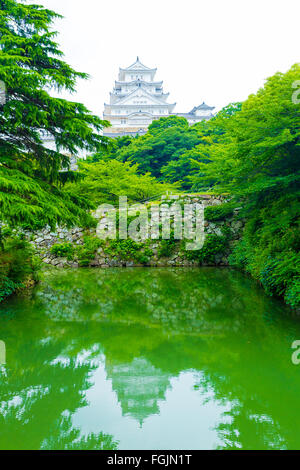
[{"xmin": 38, "ymin": 0, "xmax": 299, "ymax": 117}]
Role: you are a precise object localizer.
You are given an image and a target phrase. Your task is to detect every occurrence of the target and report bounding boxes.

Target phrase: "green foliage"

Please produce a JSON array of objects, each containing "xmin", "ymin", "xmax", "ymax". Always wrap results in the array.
[
  {"xmin": 75, "ymin": 236, "xmax": 103, "ymax": 267},
  {"xmin": 148, "ymin": 115, "xmax": 189, "ymax": 134},
  {"xmin": 50, "ymin": 236, "xmax": 104, "ymax": 267},
  {"xmin": 204, "ymin": 202, "xmax": 236, "ymax": 221},
  {"xmin": 215, "ymin": 102, "xmax": 243, "ymax": 119},
  {"xmin": 157, "ymin": 239, "xmax": 176, "ymax": 258},
  {"xmin": 259, "ymin": 254, "xmax": 300, "ymax": 301},
  {"xmin": 88, "ymin": 116, "xmax": 233, "ymax": 191},
  {"xmin": 0, "ymin": 276, "xmax": 20, "ymax": 302},
  {"xmin": 0, "ymin": 234, "xmax": 39, "ymax": 301},
  {"xmin": 0, "ymin": 0, "xmax": 109, "ymax": 229},
  {"xmin": 114, "ymin": 116, "xmax": 204, "ymax": 182},
  {"xmin": 50, "ymin": 242, "xmax": 74, "ymax": 260},
  {"xmin": 103, "ymin": 115, "xmax": 229, "ymax": 190},
  {"xmin": 71, "ymin": 236, "xmax": 154, "ymax": 267},
  {"xmin": 192, "ymin": 65, "xmax": 300, "ymax": 196},
  {"xmin": 1, "ymin": 1, "xmax": 298, "ymax": 315},
  {"xmin": 183, "ymin": 229, "xmax": 230, "ymax": 264},
  {"xmin": 230, "ymin": 209, "xmax": 300, "ymax": 309},
  {"xmin": 193, "ymin": 64, "xmax": 300, "ymax": 307},
  {"xmin": 285, "ymin": 279, "xmax": 300, "ymax": 310},
  {"xmin": 228, "ymin": 193, "xmax": 300, "ymax": 308},
  {"xmin": 228, "ymin": 239, "xmax": 249, "ymax": 269},
  {"xmin": 0, "ymin": 166, "xmax": 95, "ymax": 229},
  {"xmin": 66, "ymin": 159, "xmax": 175, "ymax": 207},
  {"xmin": 104, "ymin": 238, "xmax": 153, "ymax": 265},
  {"xmin": 87, "ymin": 135, "xmax": 135, "ymax": 163},
  {"xmin": 51, "ymin": 430, "xmax": 118, "ymax": 451}
]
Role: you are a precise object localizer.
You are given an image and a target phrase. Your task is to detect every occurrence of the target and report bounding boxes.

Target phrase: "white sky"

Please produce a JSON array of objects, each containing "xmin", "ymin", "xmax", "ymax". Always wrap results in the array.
[{"xmin": 38, "ymin": 0, "xmax": 300, "ymax": 116}]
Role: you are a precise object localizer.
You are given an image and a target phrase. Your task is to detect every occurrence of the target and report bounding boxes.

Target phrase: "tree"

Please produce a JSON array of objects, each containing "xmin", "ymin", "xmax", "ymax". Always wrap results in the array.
[
  {"xmin": 87, "ymin": 135, "xmax": 134, "ymax": 163},
  {"xmin": 0, "ymin": 0, "xmax": 109, "ymax": 229},
  {"xmin": 115, "ymin": 116, "xmax": 201, "ymax": 179},
  {"xmin": 66, "ymin": 159, "xmax": 177, "ymax": 207},
  {"xmin": 147, "ymin": 115, "xmax": 189, "ymax": 134},
  {"xmin": 161, "ymin": 119, "xmax": 221, "ymax": 190},
  {"xmin": 162, "ymin": 104, "xmax": 243, "ymax": 190},
  {"xmin": 193, "ymin": 69, "xmax": 300, "ymax": 194},
  {"xmin": 193, "ymin": 64, "xmax": 300, "ymax": 308}
]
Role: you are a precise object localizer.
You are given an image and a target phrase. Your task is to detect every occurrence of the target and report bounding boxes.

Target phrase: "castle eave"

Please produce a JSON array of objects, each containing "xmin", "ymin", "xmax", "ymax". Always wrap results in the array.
[{"xmin": 115, "ymin": 80, "xmax": 163, "ymax": 87}]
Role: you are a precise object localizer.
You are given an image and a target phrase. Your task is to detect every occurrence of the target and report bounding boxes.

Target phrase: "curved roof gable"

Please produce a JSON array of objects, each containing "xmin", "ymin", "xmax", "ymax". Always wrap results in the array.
[
  {"xmin": 120, "ymin": 56, "xmax": 156, "ymax": 72},
  {"xmin": 190, "ymin": 102, "xmax": 215, "ymax": 113},
  {"xmin": 111, "ymin": 87, "xmax": 170, "ymax": 106}
]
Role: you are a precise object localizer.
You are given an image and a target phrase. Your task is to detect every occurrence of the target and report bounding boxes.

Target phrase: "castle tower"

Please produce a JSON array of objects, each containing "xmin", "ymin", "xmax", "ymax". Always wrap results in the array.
[
  {"xmin": 103, "ymin": 57, "xmax": 176, "ymax": 137},
  {"xmin": 103, "ymin": 57, "xmax": 215, "ymax": 137},
  {"xmin": 105, "ymin": 357, "xmax": 172, "ymax": 426}
]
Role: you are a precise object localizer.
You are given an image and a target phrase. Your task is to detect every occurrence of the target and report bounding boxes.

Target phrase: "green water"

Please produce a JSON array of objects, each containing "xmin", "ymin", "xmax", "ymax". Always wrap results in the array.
[{"xmin": 0, "ymin": 267, "xmax": 300, "ymax": 450}]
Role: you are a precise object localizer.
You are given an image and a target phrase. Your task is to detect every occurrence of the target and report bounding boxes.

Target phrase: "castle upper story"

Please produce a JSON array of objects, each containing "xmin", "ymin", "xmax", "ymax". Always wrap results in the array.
[{"xmin": 103, "ymin": 57, "xmax": 215, "ymax": 137}]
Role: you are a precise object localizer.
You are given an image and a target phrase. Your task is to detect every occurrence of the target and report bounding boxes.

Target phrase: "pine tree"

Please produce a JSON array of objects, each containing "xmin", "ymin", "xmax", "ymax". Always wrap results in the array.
[{"xmin": 0, "ymin": 0, "xmax": 110, "ymax": 228}]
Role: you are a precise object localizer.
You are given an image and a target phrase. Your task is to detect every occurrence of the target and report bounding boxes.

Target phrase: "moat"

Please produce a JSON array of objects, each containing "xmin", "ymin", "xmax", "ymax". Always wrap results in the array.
[{"xmin": 0, "ymin": 267, "xmax": 299, "ymax": 450}]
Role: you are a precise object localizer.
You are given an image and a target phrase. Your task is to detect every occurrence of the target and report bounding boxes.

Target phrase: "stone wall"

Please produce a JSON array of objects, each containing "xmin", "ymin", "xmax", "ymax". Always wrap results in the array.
[{"xmin": 25, "ymin": 194, "xmax": 245, "ymax": 268}]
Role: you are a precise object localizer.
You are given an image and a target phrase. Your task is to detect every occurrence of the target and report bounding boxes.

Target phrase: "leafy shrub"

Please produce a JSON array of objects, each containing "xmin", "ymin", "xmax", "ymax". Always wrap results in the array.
[
  {"xmin": 66, "ymin": 159, "xmax": 175, "ymax": 207},
  {"xmin": 0, "ymin": 236, "xmax": 39, "ymax": 303},
  {"xmin": 259, "ymin": 253, "xmax": 300, "ymax": 308},
  {"xmin": 1, "ymin": 227, "xmax": 13, "ymax": 238},
  {"xmin": 228, "ymin": 239, "xmax": 250, "ymax": 270},
  {"xmin": 104, "ymin": 239, "xmax": 153, "ymax": 265},
  {"xmin": 229, "ymin": 194, "xmax": 300, "ymax": 308},
  {"xmin": 110, "ymin": 239, "xmax": 142, "ymax": 262},
  {"xmin": 20, "ymin": 219, "xmax": 48, "ymax": 231},
  {"xmin": 158, "ymin": 239, "xmax": 176, "ymax": 258},
  {"xmin": 183, "ymin": 229, "xmax": 230, "ymax": 263},
  {"xmin": 82, "ymin": 236, "xmax": 104, "ymax": 253},
  {"xmin": 75, "ymin": 236, "xmax": 104, "ymax": 267},
  {"xmin": 0, "ymin": 277, "xmax": 21, "ymax": 303},
  {"xmin": 50, "ymin": 242, "xmax": 74, "ymax": 260},
  {"xmin": 204, "ymin": 202, "xmax": 236, "ymax": 221},
  {"xmin": 284, "ymin": 279, "xmax": 300, "ymax": 309}
]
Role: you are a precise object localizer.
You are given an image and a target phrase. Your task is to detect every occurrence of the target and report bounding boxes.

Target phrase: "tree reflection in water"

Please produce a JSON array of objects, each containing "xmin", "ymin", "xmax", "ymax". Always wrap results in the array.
[{"xmin": 0, "ymin": 267, "xmax": 299, "ymax": 450}]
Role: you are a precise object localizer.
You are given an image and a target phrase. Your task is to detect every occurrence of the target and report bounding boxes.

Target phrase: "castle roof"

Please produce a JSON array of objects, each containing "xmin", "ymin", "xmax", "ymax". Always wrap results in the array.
[
  {"xmin": 109, "ymin": 86, "xmax": 173, "ymax": 107},
  {"xmin": 189, "ymin": 102, "xmax": 215, "ymax": 114},
  {"xmin": 119, "ymin": 57, "xmax": 157, "ymax": 81},
  {"xmin": 120, "ymin": 56, "xmax": 156, "ymax": 72},
  {"xmin": 115, "ymin": 79, "xmax": 163, "ymax": 88}
]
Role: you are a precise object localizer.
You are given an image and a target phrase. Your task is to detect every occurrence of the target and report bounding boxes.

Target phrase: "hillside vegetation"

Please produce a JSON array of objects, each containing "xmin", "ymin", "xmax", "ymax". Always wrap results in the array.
[{"xmin": 0, "ymin": 0, "xmax": 299, "ymax": 308}]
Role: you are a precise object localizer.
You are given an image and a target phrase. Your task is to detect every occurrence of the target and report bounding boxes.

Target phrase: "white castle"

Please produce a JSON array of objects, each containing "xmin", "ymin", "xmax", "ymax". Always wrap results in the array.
[{"xmin": 103, "ymin": 57, "xmax": 215, "ymax": 137}]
